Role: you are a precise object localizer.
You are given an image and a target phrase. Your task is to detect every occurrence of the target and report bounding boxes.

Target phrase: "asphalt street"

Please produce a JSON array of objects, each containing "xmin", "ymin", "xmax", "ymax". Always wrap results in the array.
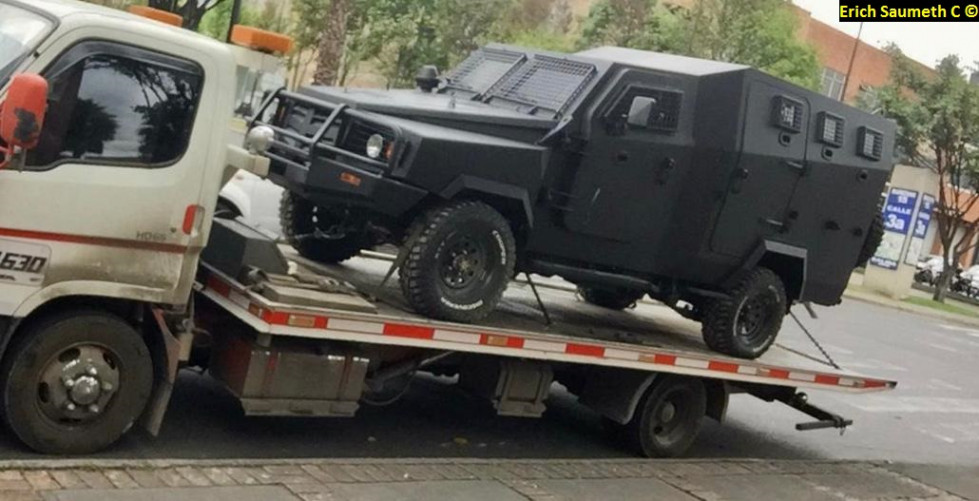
[{"xmin": 0, "ymin": 290, "xmax": 974, "ymax": 465}]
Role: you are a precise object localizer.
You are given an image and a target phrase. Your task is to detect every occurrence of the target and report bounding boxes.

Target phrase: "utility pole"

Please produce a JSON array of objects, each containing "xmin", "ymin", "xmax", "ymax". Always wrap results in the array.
[
  {"xmin": 840, "ymin": 21, "xmax": 864, "ymax": 102},
  {"xmin": 226, "ymin": 0, "xmax": 243, "ymax": 43}
]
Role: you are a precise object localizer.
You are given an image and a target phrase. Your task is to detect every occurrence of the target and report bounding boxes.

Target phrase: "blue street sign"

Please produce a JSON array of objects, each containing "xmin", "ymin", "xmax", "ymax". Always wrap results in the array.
[{"xmin": 913, "ymin": 194, "xmax": 935, "ymax": 239}]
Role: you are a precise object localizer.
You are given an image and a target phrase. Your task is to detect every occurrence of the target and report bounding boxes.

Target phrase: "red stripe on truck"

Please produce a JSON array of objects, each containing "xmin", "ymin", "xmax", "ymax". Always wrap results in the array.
[
  {"xmin": 565, "ymin": 343, "xmax": 605, "ymax": 358},
  {"xmin": 383, "ymin": 324, "xmax": 435, "ymax": 339},
  {"xmin": 0, "ymin": 226, "xmax": 188, "ymax": 253},
  {"xmin": 708, "ymin": 361, "xmax": 740, "ymax": 373}
]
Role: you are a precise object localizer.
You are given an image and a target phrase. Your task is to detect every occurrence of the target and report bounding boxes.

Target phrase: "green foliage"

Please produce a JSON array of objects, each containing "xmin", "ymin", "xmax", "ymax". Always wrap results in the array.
[
  {"xmin": 579, "ymin": 0, "xmax": 821, "ymax": 90},
  {"xmin": 507, "ymin": 27, "xmax": 575, "ymax": 53},
  {"xmin": 198, "ymin": 1, "xmax": 260, "ymax": 40},
  {"xmin": 347, "ymin": 0, "xmax": 510, "ymax": 88},
  {"xmin": 579, "ymin": 0, "xmax": 670, "ymax": 50}
]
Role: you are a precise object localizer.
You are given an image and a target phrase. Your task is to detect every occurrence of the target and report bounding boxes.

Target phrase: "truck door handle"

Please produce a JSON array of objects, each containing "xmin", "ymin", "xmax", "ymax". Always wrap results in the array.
[
  {"xmin": 655, "ymin": 157, "xmax": 676, "ymax": 185},
  {"xmin": 730, "ymin": 168, "xmax": 749, "ymax": 193},
  {"xmin": 785, "ymin": 161, "xmax": 806, "ymax": 175}
]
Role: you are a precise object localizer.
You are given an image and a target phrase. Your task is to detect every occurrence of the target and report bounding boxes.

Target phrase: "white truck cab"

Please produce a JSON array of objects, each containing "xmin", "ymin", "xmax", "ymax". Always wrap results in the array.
[{"xmin": 0, "ymin": 0, "xmax": 266, "ymax": 453}]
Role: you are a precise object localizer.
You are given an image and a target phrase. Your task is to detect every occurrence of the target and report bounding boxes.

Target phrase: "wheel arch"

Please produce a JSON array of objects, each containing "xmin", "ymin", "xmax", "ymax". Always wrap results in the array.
[
  {"xmin": 439, "ymin": 176, "xmax": 534, "ymax": 239},
  {"xmin": 737, "ymin": 241, "xmax": 807, "ymax": 304}
]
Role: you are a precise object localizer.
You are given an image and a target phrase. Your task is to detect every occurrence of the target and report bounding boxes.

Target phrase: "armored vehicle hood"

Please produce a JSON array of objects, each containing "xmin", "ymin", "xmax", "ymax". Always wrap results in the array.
[{"xmin": 297, "ymin": 87, "xmax": 557, "ymax": 131}]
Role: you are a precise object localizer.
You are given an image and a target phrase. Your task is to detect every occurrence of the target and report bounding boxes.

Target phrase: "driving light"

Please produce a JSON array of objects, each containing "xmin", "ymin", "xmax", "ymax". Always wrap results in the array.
[
  {"xmin": 244, "ymin": 125, "xmax": 275, "ymax": 154},
  {"xmin": 366, "ymin": 134, "xmax": 385, "ymax": 159}
]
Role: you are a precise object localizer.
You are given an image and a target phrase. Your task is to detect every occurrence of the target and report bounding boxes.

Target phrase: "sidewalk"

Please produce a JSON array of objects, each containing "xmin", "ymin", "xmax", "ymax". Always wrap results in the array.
[
  {"xmin": 842, "ymin": 285, "xmax": 979, "ymax": 328},
  {"xmin": 0, "ymin": 458, "xmax": 974, "ymax": 501}
]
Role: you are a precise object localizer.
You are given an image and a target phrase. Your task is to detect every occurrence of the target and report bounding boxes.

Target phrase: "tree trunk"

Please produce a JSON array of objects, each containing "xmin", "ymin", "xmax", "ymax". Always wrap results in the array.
[
  {"xmin": 933, "ymin": 267, "xmax": 952, "ymax": 302},
  {"xmin": 312, "ymin": 0, "xmax": 349, "ymax": 86}
]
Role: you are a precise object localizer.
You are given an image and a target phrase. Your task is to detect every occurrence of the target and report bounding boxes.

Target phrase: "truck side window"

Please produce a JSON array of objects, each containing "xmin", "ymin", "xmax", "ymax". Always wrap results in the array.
[
  {"xmin": 26, "ymin": 41, "xmax": 203, "ymax": 169},
  {"xmin": 604, "ymin": 86, "xmax": 682, "ymax": 135}
]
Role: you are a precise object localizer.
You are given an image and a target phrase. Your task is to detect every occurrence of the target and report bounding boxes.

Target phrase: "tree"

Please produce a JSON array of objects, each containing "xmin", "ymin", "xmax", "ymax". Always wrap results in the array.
[
  {"xmin": 871, "ymin": 47, "xmax": 979, "ymax": 302},
  {"xmin": 312, "ymin": 0, "xmax": 351, "ymax": 85},
  {"xmin": 147, "ymin": 0, "xmax": 225, "ymax": 31},
  {"xmin": 578, "ymin": 0, "xmax": 821, "ymax": 90}
]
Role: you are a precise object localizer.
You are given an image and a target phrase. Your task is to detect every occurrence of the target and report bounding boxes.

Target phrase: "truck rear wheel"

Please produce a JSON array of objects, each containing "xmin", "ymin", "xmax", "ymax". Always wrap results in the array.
[
  {"xmin": 280, "ymin": 191, "xmax": 367, "ymax": 264},
  {"xmin": 619, "ymin": 375, "xmax": 706, "ymax": 458},
  {"xmin": 856, "ymin": 211, "xmax": 884, "ymax": 268},
  {"xmin": 0, "ymin": 311, "xmax": 153, "ymax": 454},
  {"xmin": 400, "ymin": 200, "xmax": 516, "ymax": 323},
  {"xmin": 578, "ymin": 286, "xmax": 644, "ymax": 310},
  {"xmin": 702, "ymin": 267, "xmax": 786, "ymax": 359}
]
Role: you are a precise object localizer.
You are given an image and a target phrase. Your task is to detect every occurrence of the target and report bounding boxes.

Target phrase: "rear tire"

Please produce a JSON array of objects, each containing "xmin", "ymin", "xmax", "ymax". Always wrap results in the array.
[
  {"xmin": 621, "ymin": 376, "xmax": 706, "ymax": 458},
  {"xmin": 399, "ymin": 200, "xmax": 516, "ymax": 323},
  {"xmin": 856, "ymin": 211, "xmax": 884, "ymax": 268},
  {"xmin": 280, "ymin": 191, "xmax": 366, "ymax": 264},
  {"xmin": 578, "ymin": 286, "xmax": 643, "ymax": 310},
  {"xmin": 0, "ymin": 311, "xmax": 153, "ymax": 454},
  {"xmin": 702, "ymin": 267, "xmax": 787, "ymax": 359}
]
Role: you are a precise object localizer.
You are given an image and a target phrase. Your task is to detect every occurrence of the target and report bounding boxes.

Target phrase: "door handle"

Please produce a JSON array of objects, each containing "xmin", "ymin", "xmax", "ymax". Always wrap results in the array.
[
  {"xmin": 730, "ymin": 168, "xmax": 749, "ymax": 193},
  {"xmin": 655, "ymin": 157, "xmax": 676, "ymax": 185},
  {"xmin": 785, "ymin": 160, "xmax": 807, "ymax": 175}
]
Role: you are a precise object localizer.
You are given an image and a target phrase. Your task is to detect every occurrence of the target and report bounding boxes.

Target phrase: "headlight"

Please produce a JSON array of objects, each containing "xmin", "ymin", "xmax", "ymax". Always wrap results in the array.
[
  {"xmin": 366, "ymin": 134, "xmax": 385, "ymax": 159},
  {"xmin": 244, "ymin": 125, "xmax": 275, "ymax": 154}
]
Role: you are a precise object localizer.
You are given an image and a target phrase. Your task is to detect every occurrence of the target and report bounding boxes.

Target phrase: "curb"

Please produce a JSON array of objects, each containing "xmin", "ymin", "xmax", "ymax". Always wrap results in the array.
[
  {"xmin": 0, "ymin": 457, "xmax": 886, "ymax": 471},
  {"xmin": 842, "ymin": 290, "xmax": 979, "ymax": 328}
]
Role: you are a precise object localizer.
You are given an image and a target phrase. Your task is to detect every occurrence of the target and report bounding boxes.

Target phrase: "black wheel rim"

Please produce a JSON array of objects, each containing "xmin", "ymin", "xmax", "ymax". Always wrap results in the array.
[
  {"xmin": 36, "ymin": 343, "xmax": 121, "ymax": 426},
  {"xmin": 735, "ymin": 289, "xmax": 778, "ymax": 345},
  {"xmin": 438, "ymin": 232, "xmax": 488, "ymax": 290},
  {"xmin": 647, "ymin": 386, "xmax": 698, "ymax": 448}
]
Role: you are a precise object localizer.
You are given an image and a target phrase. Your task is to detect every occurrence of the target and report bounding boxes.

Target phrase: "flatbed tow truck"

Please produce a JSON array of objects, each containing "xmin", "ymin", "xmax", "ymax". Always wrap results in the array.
[{"xmin": 0, "ymin": 0, "xmax": 894, "ymax": 458}]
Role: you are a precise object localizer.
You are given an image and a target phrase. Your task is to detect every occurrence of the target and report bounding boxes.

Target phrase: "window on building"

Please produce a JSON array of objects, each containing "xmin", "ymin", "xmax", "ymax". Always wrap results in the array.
[
  {"xmin": 28, "ymin": 42, "xmax": 203, "ymax": 169},
  {"xmin": 820, "ymin": 67, "xmax": 846, "ymax": 101}
]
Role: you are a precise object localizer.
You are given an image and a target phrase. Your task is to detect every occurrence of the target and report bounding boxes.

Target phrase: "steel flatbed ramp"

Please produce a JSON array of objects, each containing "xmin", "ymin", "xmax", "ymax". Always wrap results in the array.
[{"xmin": 196, "ymin": 253, "xmax": 896, "ymax": 395}]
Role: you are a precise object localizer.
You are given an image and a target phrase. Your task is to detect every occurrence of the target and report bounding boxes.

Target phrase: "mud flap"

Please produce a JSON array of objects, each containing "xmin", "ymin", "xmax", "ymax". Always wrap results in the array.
[{"xmin": 140, "ymin": 307, "xmax": 189, "ymax": 436}]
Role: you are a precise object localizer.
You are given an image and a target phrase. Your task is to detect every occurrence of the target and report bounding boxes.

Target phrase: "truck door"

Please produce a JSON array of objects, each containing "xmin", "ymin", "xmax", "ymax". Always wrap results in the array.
[
  {"xmin": 563, "ymin": 70, "xmax": 691, "ymax": 253},
  {"xmin": 710, "ymin": 82, "xmax": 809, "ymax": 257},
  {"xmin": 0, "ymin": 37, "xmax": 222, "ymax": 314}
]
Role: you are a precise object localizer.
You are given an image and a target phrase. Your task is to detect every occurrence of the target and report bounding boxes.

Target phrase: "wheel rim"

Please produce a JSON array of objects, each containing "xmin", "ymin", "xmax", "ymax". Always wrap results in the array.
[
  {"xmin": 36, "ymin": 343, "xmax": 121, "ymax": 425},
  {"xmin": 735, "ymin": 289, "xmax": 777, "ymax": 345},
  {"xmin": 647, "ymin": 387, "xmax": 697, "ymax": 448},
  {"xmin": 438, "ymin": 232, "xmax": 488, "ymax": 290}
]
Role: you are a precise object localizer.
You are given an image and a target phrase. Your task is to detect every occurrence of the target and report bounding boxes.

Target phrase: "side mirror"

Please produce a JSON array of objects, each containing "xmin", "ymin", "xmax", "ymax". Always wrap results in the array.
[
  {"xmin": 626, "ymin": 96, "xmax": 656, "ymax": 128},
  {"xmin": 1, "ymin": 73, "xmax": 49, "ymax": 150}
]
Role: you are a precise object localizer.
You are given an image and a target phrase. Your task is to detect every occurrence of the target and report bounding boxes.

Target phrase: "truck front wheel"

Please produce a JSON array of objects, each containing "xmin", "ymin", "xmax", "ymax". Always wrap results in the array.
[
  {"xmin": 280, "ymin": 191, "xmax": 367, "ymax": 264},
  {"xmin": 0, "ymin": 311, "xmax": 153, "ymax": 454},
  {"xmin": 701, "ymin": 268, "xmax": 787, "ymax": 359},
  {"xmin": 400, "ymin": 200, "xmax": 516, "ymax": 323}
]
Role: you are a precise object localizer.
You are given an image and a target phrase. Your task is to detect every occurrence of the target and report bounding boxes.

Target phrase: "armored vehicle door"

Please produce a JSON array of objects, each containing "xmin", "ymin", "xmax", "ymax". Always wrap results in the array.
[
  {"xmin": 710, "ymin": 82, "xmax": 809, "ymax": 257},
  {"xmin": 561, "ymin": 70, "xmax": 691, "ymax": 249}
]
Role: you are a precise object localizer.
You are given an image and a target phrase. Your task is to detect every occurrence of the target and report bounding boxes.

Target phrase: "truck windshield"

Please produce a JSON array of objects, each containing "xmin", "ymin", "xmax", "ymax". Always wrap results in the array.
[
  {"xmin": 445, "ymin": 47, "xmax": 596, "ymax": 117},
  {"xmin": 0, "ymin": 4, "xmax": 52, "ymax": 87}
]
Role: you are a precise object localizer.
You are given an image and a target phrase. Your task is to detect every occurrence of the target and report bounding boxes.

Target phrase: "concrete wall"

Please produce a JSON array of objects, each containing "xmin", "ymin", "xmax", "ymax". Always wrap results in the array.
[{"xmin": 864, "ymin": 165, "xmax": 940, "ymax": 298}]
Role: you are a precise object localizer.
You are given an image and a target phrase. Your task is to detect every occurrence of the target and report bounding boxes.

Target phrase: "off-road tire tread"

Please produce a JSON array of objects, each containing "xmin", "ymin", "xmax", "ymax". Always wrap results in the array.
[
  {"xmin": 399, "ymin": 200, "xmax": 516, "ymax": 323},
  {"xmin": 857, "ymin": 211, "xmax": 885, "ymax": 268},
  {"xmin": 702, "ymin": 267, "xmax": 786, "ymax": 359},
  {"xmin": 279, "ymin": 191, "xmax": 364, "ymax": 264}
]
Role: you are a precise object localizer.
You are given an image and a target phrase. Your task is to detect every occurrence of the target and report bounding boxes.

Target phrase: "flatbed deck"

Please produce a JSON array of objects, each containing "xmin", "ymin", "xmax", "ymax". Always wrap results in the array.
[{"xmin": 197, "ymin": 249, "xmax": 896, "ymax": 395}]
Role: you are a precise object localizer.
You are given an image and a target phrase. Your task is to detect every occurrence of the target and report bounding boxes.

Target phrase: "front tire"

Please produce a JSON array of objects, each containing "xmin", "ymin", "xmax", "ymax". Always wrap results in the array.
[
  {"xmin": 578, "ymin": 286, "xmax": 644, "ymax": 310},
  {"xmin": 399, "ymin": 200, "xmax": 516, "ymax": 323},
  {"xmin": 280, "ymin": 191, "xmax": 367, "ymax": 264},
  {"xmin": 701, "ymin": 267, "xmax": 787, "ymax": 359},
  {"xmin": 0, "ymin": 311, "xmax": 153, "ymax": 454}
]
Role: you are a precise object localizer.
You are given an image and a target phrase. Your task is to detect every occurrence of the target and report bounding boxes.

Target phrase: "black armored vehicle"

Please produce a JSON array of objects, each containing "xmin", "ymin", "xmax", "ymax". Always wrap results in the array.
[{"xmin": 249, "ymin": 45, "xmax": 892, "ymax": 359}]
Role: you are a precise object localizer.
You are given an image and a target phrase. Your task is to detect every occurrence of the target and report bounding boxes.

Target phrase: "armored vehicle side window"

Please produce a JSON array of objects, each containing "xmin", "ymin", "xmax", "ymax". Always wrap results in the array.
[
  {"xmin": 27, "ymin": 41, "xmax": 204, "ymax": 170},
  {"xmin": 605, "ymin": 86, "xmax": 682, "ymax": 135}
]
